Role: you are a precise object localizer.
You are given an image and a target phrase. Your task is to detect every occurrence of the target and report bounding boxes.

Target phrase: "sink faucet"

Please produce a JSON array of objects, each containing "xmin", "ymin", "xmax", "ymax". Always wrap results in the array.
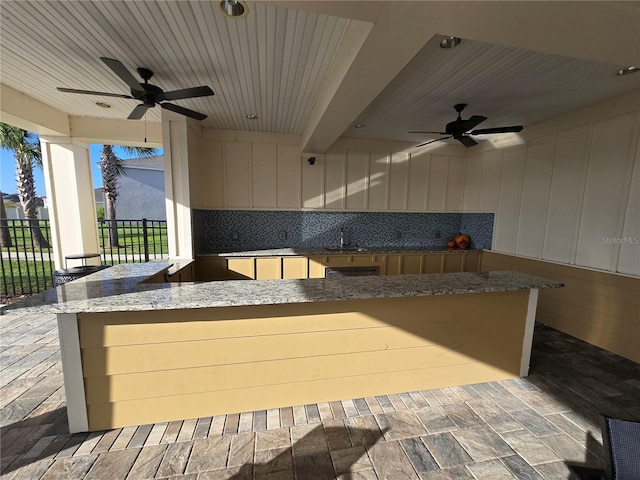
[{"xmin": 340, "ymin": 228, "xmax": 347, "ymax": 248}]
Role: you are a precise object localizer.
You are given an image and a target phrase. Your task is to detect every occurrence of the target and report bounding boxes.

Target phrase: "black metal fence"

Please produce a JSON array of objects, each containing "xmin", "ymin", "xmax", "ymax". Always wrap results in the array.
[
  {"xmin": 0, "ymin": 219, "xmax": 55, "ymax": 298},
  {"xmin": 1, "ymin": 218, "xmax": 168, "ymax": 299},
  {"xmin": 98, "ymin": 219, "xmax": 168, "ymax": 265}
]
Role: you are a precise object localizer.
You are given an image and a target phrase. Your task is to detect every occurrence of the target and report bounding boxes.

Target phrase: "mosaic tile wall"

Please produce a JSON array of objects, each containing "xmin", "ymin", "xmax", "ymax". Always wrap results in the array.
[{"xmin": 193, "ymin": 210, "xmax": 494, "ymax": 253}]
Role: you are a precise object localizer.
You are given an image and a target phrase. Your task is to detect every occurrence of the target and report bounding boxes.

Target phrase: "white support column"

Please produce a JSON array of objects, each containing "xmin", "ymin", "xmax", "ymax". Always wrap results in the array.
[
  {"xmin": 57, "ymin": 313, "xmax": 89, "ymax": 433},
  {"xmin": 162, "ymin": 111, "xmax": 198, "ymax": 259},
  {"xmin": 40, "ymin": 137, "xmax": 100, "ymax": 270},
  {"xmin": 520, "ymin": 288, "xmax": 539, "ymax": 377}
]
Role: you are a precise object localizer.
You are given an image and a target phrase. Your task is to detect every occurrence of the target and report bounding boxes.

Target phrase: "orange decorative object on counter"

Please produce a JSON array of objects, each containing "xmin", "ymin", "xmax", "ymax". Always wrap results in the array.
[
  {"xmin": 454, "ymin": 234, "xmax": 470, "ymax": 250},
  {"xmin": 446, "ymin": 240, "xmax": 456, "ymax": 249}
]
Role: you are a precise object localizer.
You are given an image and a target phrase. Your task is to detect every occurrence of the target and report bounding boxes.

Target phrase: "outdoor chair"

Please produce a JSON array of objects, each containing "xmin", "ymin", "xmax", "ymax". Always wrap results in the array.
[{"xmin": 569, "ymin": 415, "xmax": 640, "ymax": 480}]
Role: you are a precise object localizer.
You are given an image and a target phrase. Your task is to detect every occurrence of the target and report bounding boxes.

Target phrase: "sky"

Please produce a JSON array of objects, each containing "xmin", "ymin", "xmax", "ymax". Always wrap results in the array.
[{"xmin": 1, "ymin": 143, "xmax": 163, "ymax": 196}]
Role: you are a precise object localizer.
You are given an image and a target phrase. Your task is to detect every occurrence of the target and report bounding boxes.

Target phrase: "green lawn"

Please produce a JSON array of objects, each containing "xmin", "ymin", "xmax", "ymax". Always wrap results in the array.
[
  {"xmin": 1, "ymin": 259, "xmax": 54, "ymax": 297},
  {"xmin": 2, "ymin": 220, "xmax": 168, "ymax": 255},
  {"xmin": 1, "ymin": 220, "xmax": 52, "ymax": 252},
  {"xmin": 97, "ymin": 221, "xmax": 168, "ymax": 256},
  {"xmin": 1, "ymin": 220, "xmax": 168, "ymax": 297}
]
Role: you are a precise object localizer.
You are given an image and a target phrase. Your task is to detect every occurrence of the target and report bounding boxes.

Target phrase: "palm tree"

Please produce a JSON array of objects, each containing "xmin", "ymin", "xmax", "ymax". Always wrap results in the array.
[
  {"xmin": 99, "ymin": 145, "xmax": 157, "ymax": 248},
  {"xmin": 0, "ymin": 124, "xmax": 50, "ymax": 249},
  {"xmin": 0, "ymin": 189, "xmax": 11, "ymax": 247}
]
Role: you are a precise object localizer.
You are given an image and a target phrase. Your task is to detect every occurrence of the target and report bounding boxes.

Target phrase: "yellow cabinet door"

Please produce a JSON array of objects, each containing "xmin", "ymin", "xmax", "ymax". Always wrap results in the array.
[
  {"xmin": 174, "ymin": 263, "xmax": 194, "ymax": 282},
  {"xmin": 308, "ymin": 256, "xmax": 326, "ymax": 278},
  {"xmin": 195, "ymin": 256, "xmax": 227, "ymax": 281},
  {"xmin": 463, "ymin": 252, "xmax": 481, "ymax": 272},
  {"xmin": 443, "ymin": 253, "xmax": 464, "ymax": 273},
  {"xmin": 422, "ymin": 254, "xmax": 443, "ymax": 273},
  {"xmin": 255, "ymin": 257, "xmax": 282, "ymax": 280},
  {"xmin": 401, "ymin": 255, "xmax": 422, "ymax": 275},
  {"xmin": 227, "ymin": 258, "xmax": 255, "ymax": 280},
  {"xmin": 282, "ymin": 257, "xmax": 308, "ymax": 279},
  {"xmin": 384, "ymin": 255, "xmax": 401, "ymax": 275}
]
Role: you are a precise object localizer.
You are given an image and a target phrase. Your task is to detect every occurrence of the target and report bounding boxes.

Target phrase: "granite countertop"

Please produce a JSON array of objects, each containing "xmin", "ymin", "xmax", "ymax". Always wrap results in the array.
[
  {"xmin": 1, "ymin": 261, "xmax": 562, "ymax": 315},
  {"xmin": 201, "ymin": 246, "xmax": 481, "ymax": 257}
]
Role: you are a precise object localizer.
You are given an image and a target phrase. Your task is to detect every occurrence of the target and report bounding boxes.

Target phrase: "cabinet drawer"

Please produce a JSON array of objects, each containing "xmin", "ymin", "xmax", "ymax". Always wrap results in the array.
[
  {"xmin": 227, "ymin": 258, "xmax": 255, "ymax": 280},
  {"xmin": 255, "ymin": 257, "xmax": 282, "ymax": 280},
  {"xmin": 282, "ymin": 257, "xmax": 308, "ymax": 279},
  {"xmin": 350, "ymin": 254, "xmax": 383, "ymax": 266}
]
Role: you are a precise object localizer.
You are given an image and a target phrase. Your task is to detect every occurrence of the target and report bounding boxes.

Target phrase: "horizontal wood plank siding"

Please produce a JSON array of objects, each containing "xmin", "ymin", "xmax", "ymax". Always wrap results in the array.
[
  {"xmin": 481, "ymin": 251, "xmax": 640, "ymax": 363},
  {"xmin": 78, "ymin": 291, "xmax": 529, "ymax": 430}
]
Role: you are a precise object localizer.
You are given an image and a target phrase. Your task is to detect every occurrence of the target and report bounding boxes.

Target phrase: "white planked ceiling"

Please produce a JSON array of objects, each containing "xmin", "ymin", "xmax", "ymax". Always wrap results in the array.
[
  {"xmin": 0, "ymin": 1, "xmax": 349, "ymax": 133},
  {"xmin": 1, "ymin": 1, "xmax": 639, "ymax": 149},
  {"xmin": 343, "ymin": 35, "xmax": 640, "ymax": 145}
]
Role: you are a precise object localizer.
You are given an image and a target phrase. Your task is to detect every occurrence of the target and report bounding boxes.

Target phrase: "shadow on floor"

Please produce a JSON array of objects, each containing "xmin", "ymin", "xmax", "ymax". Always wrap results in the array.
[
  {"xmin": 1, "ymin": 406, "xmax": 72, "ymax": 475},
  {"xmin": 228, "ymin": 425, "xmax": 386, "ymax": 479},
  {"xmin": 566, "ymin": 430, "xmax": 607, "ymax": 479}
]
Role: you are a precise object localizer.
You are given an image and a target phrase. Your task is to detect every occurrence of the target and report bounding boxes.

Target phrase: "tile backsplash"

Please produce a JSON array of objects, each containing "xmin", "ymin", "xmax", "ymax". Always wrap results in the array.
[{"xmin": 193, "ymin": 210, "xmax": 494, "ymax": 253}]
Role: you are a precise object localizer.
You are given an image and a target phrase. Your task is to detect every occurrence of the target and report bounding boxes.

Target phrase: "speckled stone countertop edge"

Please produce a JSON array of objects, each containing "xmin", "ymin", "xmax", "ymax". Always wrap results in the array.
[
  {"xmin": 199, "ymin": 247, "xmax": 483, "ymax": 257},
  {"xmin": 1, "ymin": 261, "xmax": 563, "ymax": 316}
]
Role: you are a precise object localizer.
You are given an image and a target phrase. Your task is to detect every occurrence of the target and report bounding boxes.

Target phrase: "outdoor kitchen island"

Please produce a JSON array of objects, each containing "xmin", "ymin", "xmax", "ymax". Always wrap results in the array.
[{"xmin": 2, "ymin": 262, "xmax": 562, "ymax": 433}]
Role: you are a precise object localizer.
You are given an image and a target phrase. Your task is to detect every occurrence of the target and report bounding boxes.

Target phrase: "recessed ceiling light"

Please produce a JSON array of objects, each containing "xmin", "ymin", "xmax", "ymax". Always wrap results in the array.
[
  {"xmin": 616, "ymin": 66, "xmax": 639, "ymax": 76},
  {"xmin": 245, "ymin": 114, "xmax": 258, "ymax": 120},
  {"xmin": 439, "ymin": 36, "xmax": 462, "ymax": 49},
  {"xmin": 95, "ymin": 101, "xmax": 111, "ymax": 108},
  {"xmin": 219, "ymin": 0, "xmax": 248, "ymax": 18},
  {"xmin": 354, "ymin": 124, "xmax": 365, "ymax": 128}
]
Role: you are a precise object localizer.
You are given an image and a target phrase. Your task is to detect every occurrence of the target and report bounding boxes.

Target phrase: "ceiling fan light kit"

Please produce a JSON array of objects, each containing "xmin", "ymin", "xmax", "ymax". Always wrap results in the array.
[
  {"xmin": 616, "ymin": 66, "xmax": 639, "ymax": 76},
  {"xmin": 219, "ymin": 0, "xmax": 248, "ymax": 18},
  {"xmin": 439, "ymin": 36, "xmax": 462, "ymax": 49},
  {"xmin": 57, "ymin": 57, "xmax": 214, "ymax": 121},
  {"xmin": 409, "ymin": 103, "xmax": 523, "ymax": 148}
]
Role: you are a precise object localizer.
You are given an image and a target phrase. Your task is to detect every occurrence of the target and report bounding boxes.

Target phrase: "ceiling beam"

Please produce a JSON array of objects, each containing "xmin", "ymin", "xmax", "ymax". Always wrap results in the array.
[
  {"xmin": 68, "ymin": 116, "xmax": 162, "ymax": 148},
  {"xmin": 298, "ymin": 1, "xmax": 640, "ymax": 153},
  {"xmin": 0, "ymin": 84, "xmax": 70, "ymax": 136}
]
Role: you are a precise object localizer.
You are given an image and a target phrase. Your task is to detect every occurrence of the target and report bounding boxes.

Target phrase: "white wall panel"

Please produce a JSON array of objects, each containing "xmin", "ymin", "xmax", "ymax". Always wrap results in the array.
[
  {"xmin": 193, "ymin": 138, "xmax": 224, "ymax": 209},
  {"xmin": 462, "ymin": 154, "xmax": 483, "ymax": 210},
  {"xmin": 224, "ymin": 141, "xmax": 252, "ymax": 208},
  {"xmin": 345, "ymin": 150, "xmax": 368, "ymax": 210},
  {"xmin": 407, "ymin": 152, "xmax": 429, "ymax": 211},
  {"xmin": 515, "ymin": 135, "xmax": 555, "ymax": 258},
  {"xmin": 542, "ymin": 125, "xmax": 589, "ymax": 263},
  {"xmin": 252, "ymin": 143, "xmax": 277, "ymax": 208},
  {"xmin": 445, "ymin": 156, "xmax": 465, "ymax": 211},
  {"xmin": 576, "ymin": 113, "xmax": 636, "ymax": 270},
  {"xmin": 324, "ymin": 153, "xmax": 346, "ymax": 209},
  {"xmin": 479, "ymin": 150, "xmax": 502, "ymax": 212},
  {"xmin": 193, "ymin": 97, "xmax": 639, "ymax": 277},
  {"xmin": 494, "ymin": 145, "xmax": 526, "ymax": 253},
  {"xmin": 388, "ymin": 152, "xmax": 409, "ymax": 210},
  {"xmin": 427, "ymin": 155, "xmax": 448, "ymax": 211},
  {"xmin": 368, "ymin": 152, "xmax": 389, "ymax": 210},
  {"xmin": 276, "ymin": 144, "xmax": 301, "ymax": 209},
  {"xmin": 302, "ymin": 155, "xmax": 324, "ymax": 209},
  {"xmin": 618, "ymin": 141, "xmax": 640, "ymax": 276}
]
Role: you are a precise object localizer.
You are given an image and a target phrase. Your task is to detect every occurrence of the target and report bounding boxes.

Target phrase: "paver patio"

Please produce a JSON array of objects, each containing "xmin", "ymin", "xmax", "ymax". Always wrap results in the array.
[{"xmin": 1, "ymin": 310, "xmax": 639, "ymax": 479}]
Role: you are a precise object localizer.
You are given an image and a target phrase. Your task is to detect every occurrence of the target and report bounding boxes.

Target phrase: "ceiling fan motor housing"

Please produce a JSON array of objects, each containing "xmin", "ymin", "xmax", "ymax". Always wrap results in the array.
[
  {"xmin": 133, "ymin": 83, "xmax": 164, "ymax": 106},
  {"xmin": 445, "ymin": 120, "xmax": 464, "ymax": 135}
]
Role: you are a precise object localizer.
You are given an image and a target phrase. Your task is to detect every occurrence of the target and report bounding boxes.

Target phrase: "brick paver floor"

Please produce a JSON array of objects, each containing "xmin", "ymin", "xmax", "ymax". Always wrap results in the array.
[{"xmin": 1, "ymin": 311, "xmax": 639, "ymax": 479}]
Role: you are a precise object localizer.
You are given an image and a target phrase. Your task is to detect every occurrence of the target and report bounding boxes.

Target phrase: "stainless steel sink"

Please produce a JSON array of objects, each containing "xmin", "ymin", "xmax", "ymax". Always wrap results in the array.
[{"xmin": 324, "ymin": 246, "xmax": 368, "ymax": 253}]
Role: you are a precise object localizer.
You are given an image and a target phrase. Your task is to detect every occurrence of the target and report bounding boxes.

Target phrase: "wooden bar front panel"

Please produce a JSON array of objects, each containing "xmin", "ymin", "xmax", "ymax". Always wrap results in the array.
[{"xmin": 78, "ymin": 290, "xmax": 529, "ymax": 430}]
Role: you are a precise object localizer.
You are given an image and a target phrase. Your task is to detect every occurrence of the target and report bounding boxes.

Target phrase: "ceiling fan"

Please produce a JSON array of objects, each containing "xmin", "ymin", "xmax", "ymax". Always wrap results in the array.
[
  {"xmin": 409, "ymin": 103, "xmax": 523, "ymax": 148},
  {"xmin": 57, "ymin": 57, "xmax": 214, "ymax": 121}
]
